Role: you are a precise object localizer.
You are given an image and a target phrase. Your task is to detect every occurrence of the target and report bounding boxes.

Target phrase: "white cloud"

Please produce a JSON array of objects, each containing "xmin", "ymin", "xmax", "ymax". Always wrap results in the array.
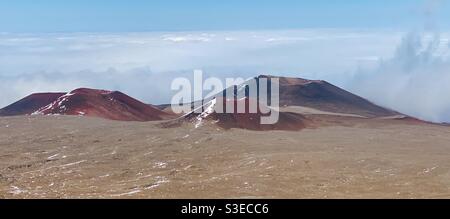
[
  {"xmin": 224, "ymin": 37, "xmax": 237, "ymax": 41},
  {"xmin": 265, "ymin": 37, "xmax": 310, "ymax": 42},
  {"xmin": 3, "ymin": 29, "xmax": 450, "ymax": 123},
  {"xmin": 0, "ymin": 29, "xmax": 404, "ymax": 106},
  {"xmin": 0, "ymin": 30, "xmax": 403, "ymax": 75},
  {"xmin": 347, "ymin": 32, "xmax": 450, "ymax": 122},
  {"xmin": 162, "ymin": 35, "xmax": 211, "ymax": 43}
]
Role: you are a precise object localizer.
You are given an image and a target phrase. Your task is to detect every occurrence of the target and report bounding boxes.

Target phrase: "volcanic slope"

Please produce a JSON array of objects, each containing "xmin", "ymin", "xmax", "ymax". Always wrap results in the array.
[
  {"xmin": 0, "ymin": 93, "xmax": 65, "ymax": 116},
  {"xmin": 31, "ymin": 88, "xmax": 173, "ymax": 121}
]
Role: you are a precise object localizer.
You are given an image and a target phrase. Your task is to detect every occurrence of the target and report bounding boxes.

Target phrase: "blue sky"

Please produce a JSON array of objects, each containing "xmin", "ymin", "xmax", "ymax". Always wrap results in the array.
[{"xmin": 0, "ymin": 0, "xmax": 449, "ymax": 32}]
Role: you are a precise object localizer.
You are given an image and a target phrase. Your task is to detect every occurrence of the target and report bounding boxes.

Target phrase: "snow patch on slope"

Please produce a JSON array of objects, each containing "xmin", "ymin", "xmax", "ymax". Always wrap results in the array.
[
  {"xmin": 31, "ymin": 92, "xmax": 75, "ymax": 115},
  {"xmin": 195, "ymin": 98, "xmax": 217, "ymax": 128}
]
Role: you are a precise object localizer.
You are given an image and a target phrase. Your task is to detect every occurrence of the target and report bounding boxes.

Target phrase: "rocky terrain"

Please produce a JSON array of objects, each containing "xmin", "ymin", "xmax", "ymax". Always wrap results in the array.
[{"xmin": 1, "ymin": 113, "xmax": 449, "ymax": 198}]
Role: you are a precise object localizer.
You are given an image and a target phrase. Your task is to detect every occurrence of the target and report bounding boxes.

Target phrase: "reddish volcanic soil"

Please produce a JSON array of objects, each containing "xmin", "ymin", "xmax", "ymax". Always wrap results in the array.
[
  {"xmin": 158, "ymin": 75, "xmax": 402, "ymax": 127},
  {"xmin": 169, "ymin": 97, "xmax": 309, "ymax": 131},
  {"xmin": 214, "ymin": 98, "xmax": 308, "ymax": 131},
  {"xmin": 214, "ymin": 111, "xmax": 308, "ymax": 131},
  {"xmin": 161, "ymin": 75, "xmax": 408, "ymax": 131},
  {"xmin": 33, "ymin": 88, "xmax": 173, "ymax": 121},
  {"xmin": 0, "ymin": 93, "xmax": 65, "ymax": 116},
  {"xmin": 259, "ymin": 75, "xmax": 398, "ymax": 118}
]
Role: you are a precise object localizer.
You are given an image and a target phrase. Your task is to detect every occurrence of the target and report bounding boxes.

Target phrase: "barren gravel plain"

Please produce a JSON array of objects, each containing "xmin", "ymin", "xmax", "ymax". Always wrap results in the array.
[{"xmin": 1, "ymin": 114, "xmax": 450, "ymax": 198}]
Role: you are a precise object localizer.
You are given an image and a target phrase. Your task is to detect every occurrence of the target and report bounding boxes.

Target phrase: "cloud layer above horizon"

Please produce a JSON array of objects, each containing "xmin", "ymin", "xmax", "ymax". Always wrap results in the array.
[{"xmin": 1, "ymin": 29, "xmax": 450, "ymax": 122}]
